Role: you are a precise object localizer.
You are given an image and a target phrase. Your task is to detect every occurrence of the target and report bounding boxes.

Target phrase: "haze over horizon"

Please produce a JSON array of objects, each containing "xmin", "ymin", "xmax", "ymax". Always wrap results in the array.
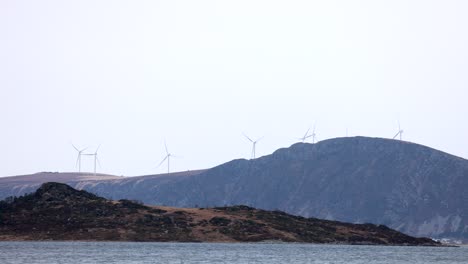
[{"xmin": 1, "ymin": 1, "xmax": 467, "ymax": 177}]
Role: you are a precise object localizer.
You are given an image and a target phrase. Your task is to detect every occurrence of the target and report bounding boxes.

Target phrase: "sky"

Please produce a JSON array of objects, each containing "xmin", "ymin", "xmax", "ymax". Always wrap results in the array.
[{"xmin": 1, "ymin": 0, "xmax": 467, "ymax": 177}]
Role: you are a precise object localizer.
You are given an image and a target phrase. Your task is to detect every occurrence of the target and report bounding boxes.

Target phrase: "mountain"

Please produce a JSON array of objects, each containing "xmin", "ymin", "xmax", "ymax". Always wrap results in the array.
[
  {"xmin": 1, "ymin": 137, "xmax": 467, "ymax": 241},
  {"xmin": 0, "ymin": 182, "xmax": 439, "ymax": 245}
]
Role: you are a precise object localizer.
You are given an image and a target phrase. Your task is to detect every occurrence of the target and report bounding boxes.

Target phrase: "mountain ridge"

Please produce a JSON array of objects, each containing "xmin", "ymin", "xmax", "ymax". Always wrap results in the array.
[{"xmin": 1, "ymin": 137, "xmax": 467, "ymax": 241}]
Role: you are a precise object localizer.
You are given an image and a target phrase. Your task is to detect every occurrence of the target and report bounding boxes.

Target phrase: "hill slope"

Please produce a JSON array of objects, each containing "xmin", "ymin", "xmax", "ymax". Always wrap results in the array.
[
  {"xmin": 1, "ymin": 137, "xmax": 467, "ymax": 241},
  {"xmin": 0, "ymin": 182, "xmax": 438, "ymax": 245},
  {"xmin": 0, "ymin": 172, "xmax": 122, "ymax": 199},
  {"xmin": 147, "ymin": 137, "xmax": 468, "ymax": 240},
  {"xmin": 0, "ymin": 170, "xmax": 204, "ymax": 201}
]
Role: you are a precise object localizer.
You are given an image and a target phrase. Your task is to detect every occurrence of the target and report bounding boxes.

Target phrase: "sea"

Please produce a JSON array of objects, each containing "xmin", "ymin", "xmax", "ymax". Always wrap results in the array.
[{"xmin": 0, "ymin": 242, "xmax": 467, "ymax": 264}]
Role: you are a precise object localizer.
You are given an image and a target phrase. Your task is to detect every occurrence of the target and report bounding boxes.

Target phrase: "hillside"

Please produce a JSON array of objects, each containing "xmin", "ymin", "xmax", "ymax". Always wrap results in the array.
[
  {"xmin": 0, "ymin": 170, "xmax": 204, "ymax": 201},
  {"xmin": 1, "ymin": 137, "xmax": 467, "ymax": 241},
  {"xmin": 0, "ymin": 172, "xmax": 122, "ymax": 199},
  {"xmin": 146, "ymin": 137, "xmax": 468, "ymax": 241},
  {"xmin": 0, "ymin": 182, "xmax": 439, "ymax": 245}
]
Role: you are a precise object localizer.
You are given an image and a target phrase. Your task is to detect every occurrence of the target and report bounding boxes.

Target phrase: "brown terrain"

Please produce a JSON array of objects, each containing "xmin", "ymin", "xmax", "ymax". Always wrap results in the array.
[{"xmin": 0, "ymin": 182, "xmax": 439, "ymax": 246}]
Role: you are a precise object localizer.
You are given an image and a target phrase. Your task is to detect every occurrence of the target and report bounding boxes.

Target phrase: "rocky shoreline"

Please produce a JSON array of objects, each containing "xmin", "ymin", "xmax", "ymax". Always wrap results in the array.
[{"xmin": 0, "ymin": 182, "xmax": 440, "ymax": 246}]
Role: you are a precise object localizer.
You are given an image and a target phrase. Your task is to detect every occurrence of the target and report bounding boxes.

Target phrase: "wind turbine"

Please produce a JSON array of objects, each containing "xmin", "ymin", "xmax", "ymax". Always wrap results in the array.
[
  {"xmin": 84, "ymin": 145, "xmax": 101, "ymax": 176},
  {"xmin": 393, "ymin": 122, "xmax": 404, "ymax": 140},
  {"xmin": 243, "ymin": 133, "xmax": 263, "ymax": 159},
  {"xmin": 298, "ymin": 128, "xmax": 313, "ymax": 142},
  {"xmin": 157, "ymin": 141, "xmax": 176, "ymax": 174},
  {"xmin": 72, "ymin": 144, "xmax": 87, "ymax": 173}
]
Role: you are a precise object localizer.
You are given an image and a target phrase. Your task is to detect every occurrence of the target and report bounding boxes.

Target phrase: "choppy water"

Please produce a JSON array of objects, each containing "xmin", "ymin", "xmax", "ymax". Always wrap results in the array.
[{"xmin": 0, "ymin": 242, "xmax": 467, "ymax": 264}]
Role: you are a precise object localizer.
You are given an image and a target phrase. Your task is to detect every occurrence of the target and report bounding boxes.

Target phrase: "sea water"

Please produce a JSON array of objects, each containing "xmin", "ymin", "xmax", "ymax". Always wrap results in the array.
[{"xmin": 0, "ymin": 242, "xmax": 467, "ymax": 264}]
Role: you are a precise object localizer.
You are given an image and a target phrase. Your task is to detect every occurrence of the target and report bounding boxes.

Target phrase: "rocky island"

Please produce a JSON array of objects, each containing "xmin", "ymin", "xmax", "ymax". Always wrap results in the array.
[{"xmin": 0, "ymin": 182, "xmax": 439, "ymax": 246}]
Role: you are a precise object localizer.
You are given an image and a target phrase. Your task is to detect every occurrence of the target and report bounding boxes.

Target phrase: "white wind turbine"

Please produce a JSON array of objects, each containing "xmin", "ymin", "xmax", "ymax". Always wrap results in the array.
[
  {"xmin": 298, "ymin": 127, "xmax": 313, "ymax": 142},
  {"xmin": 157, "ymin": 141, "xmax": 177, "ymax": 174},
  {"xmin": 83, "ymin": 145, "xmax": 101, "ymax": 176},
  {"xmin": 243, "ymin": 133, "xmax": 263, "ymax": 159},
  {"xmin": 72, "ymin": 144, "xmax": 87, "ymax": 173},
  {"xmin": 393, "ymin": 122, "xmax": 404, "ymax": 140}
]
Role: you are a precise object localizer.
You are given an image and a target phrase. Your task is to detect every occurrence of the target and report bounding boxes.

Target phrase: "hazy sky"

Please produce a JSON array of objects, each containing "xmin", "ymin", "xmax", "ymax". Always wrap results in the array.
[{"xmin": 1, "ymin": 1, "xmax": 467, "ymax": 177}]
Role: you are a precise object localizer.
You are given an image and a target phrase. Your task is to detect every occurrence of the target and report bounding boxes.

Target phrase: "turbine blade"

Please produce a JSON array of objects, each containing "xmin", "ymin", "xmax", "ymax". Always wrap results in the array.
[
  {"xmin": 303, "ymin": 128, "xmax": 310, "ymax": 138},
  {"xmin": 95, "ymin": 144, "xmax": 101, "ymax": 154},
  {"xmin": 164, "ymin": 141, "xmax": 169, "ymax": 154},
  {"xmin": 256, "ymin": 136, "xmax": 264, "ymax": 142},
  {"xmin": 97, "ymin": 156, "xmax": 102, "ymax": 168},
  {"xmin": 243, "ymin": 133, "xmax": 253, "ymax": 142},
  {"xmin": 393, "ymin": 132, "xmax": 400, "ymax": 139},
  {"xmin": 157, "ymin": 156, "xmax": 168, "ymax": 168},
  {"xmin": 72, "ymin": 144, "xmax": 79, "ymax": 152}
]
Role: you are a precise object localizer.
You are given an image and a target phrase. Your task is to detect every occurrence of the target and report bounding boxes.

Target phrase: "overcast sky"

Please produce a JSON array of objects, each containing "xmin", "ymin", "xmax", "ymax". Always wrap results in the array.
[{"xmin": 1, "ymin": 0, "xmax": 467, "ymax": 177}]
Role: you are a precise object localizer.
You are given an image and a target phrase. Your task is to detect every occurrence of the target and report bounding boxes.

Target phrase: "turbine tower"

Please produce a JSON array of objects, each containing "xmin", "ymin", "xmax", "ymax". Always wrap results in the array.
[
  {"xmin": 243, "ymin": 133, "xmax": 263, "ymax": 159},
  {"xmin": 311, "ymin": 125, "xmax": 317, "ymax": 144},
  {"xmin": 157, "ymin": 141, "xmax": 176, "ymax": 174},
  {"xmin": 392, "ymin": 122, "xmax": 404, "ymax": 140},
  {"xmin": 72, "ymin": 144, "xmax": 87, "ymax": 173}
]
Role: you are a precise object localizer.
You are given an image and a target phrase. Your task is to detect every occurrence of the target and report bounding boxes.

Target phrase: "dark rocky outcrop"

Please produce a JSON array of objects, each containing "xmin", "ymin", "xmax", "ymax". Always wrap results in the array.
[{"xmin": 0, "ymin": 182, "xmax": 439, "ymax": 245}]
